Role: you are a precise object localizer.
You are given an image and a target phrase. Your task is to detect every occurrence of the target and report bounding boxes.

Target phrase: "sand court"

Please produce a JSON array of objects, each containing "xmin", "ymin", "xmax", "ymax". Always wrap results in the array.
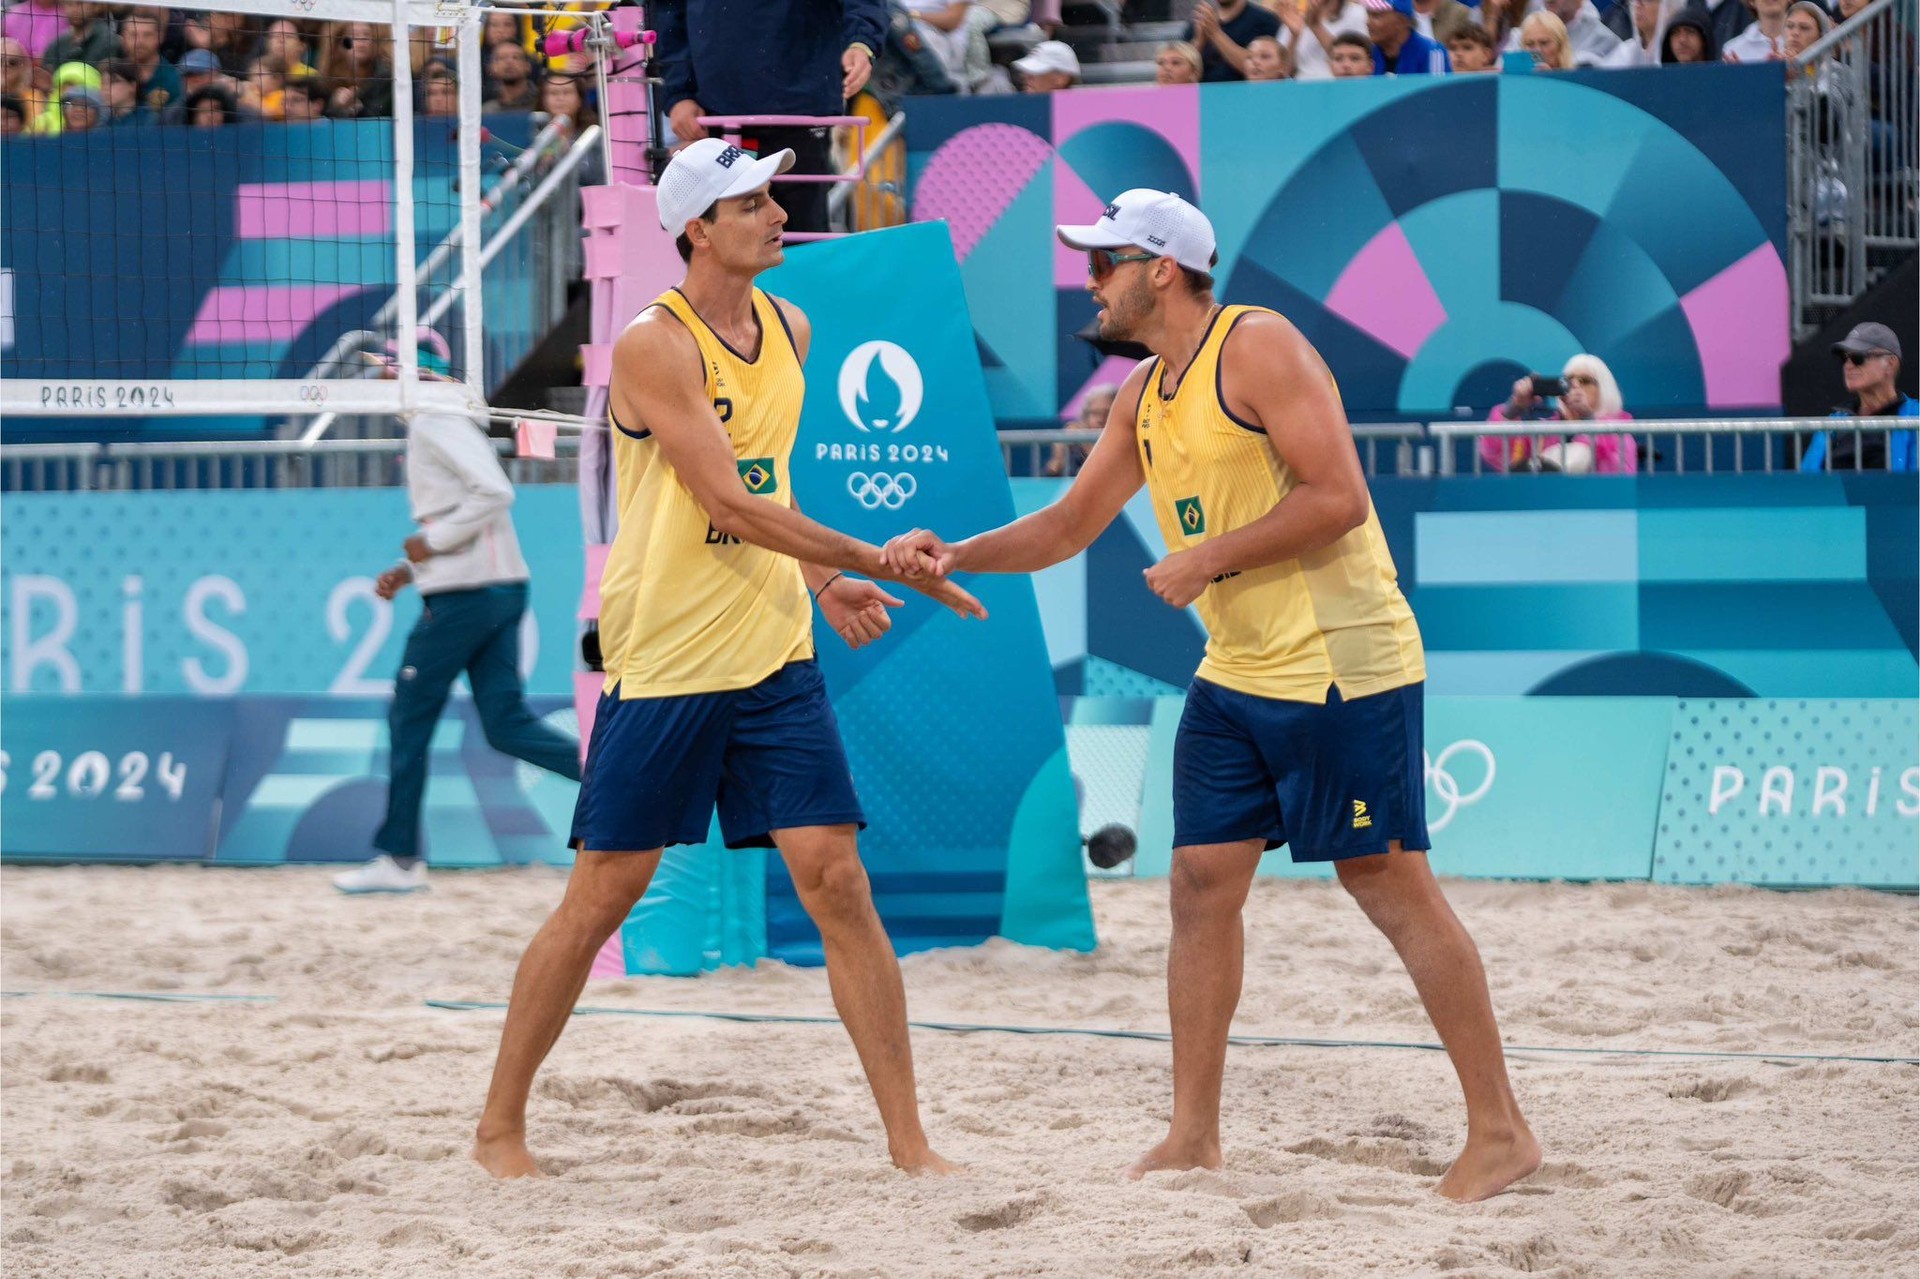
[{"xmin": 2, "ymin": 864, "xmax": 1914, "ymax": 1278}]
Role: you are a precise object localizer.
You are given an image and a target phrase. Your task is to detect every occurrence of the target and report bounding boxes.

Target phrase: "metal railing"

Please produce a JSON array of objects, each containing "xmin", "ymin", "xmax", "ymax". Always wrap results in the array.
[
  {"xmin": 4, "ymin": 418, "xmax": 1910, "ymax": 493},
  {"xmin": 1786, "ymin": 0, "xmax": 1918, "ymax": 339}
]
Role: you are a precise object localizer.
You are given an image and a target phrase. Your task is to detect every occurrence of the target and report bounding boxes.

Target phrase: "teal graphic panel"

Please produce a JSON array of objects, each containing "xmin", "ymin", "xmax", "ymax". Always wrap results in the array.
[{"xmin": 1652, "ymin": 699, "xmax": 1917, "ymax": 887}]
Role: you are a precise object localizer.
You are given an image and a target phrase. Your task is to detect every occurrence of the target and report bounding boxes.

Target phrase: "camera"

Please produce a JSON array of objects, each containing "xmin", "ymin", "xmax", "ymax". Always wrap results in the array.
[{"xmin": 1528, "ymin": 374, "xmax": 1568, "ymax": 399}]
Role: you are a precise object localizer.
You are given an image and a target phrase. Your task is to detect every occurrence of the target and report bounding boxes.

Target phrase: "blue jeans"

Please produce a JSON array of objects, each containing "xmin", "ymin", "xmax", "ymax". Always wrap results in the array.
[{"xmin": 375, "ymin": 583, "xmax": 582, "ymax": 862}]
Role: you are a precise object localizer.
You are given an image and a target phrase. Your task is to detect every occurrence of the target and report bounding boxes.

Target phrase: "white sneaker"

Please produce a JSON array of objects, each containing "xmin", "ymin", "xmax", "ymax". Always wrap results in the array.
[{"xmin": 332, "ymin": 855, "xmax": 428, "ymax": 894}]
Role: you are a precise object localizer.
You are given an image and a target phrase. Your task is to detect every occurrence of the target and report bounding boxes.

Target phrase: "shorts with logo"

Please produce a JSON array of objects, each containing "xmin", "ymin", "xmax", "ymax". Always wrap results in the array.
[
  {"xmin": 1173, "ymin": 678, "xmax": 1430, "ymax": 862},
  {"xmin": 569, "ymin": 659, "xmax": 865, "ymax": 852}
]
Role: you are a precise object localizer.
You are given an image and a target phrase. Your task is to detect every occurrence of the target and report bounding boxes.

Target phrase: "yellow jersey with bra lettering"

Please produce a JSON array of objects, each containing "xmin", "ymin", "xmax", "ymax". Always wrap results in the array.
[
  {"xmin": 1134, "ymin": 305, "xmax": 1425, "ymax": 704},
  {"xmin": 597, "ymin": 287, "xmax": 813, "ymax": 699}
]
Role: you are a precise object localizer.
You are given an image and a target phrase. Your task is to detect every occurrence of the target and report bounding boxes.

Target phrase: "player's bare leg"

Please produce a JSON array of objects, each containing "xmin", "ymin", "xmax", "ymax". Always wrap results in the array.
[
  {"xmin": 1127, "ymin": 839, "xmax": 1264, "ymax": 1180},
  {"xmin": 1335, "ymin": 845, "xmax": 1539, "ymax": 1201},
  {"xmin": 773, "ymin": 824, "xmax": 957, "ymax": 1175},
  {"xmin": 473, "ymin": 848, "xmax": 662, "ymax": 1178}
]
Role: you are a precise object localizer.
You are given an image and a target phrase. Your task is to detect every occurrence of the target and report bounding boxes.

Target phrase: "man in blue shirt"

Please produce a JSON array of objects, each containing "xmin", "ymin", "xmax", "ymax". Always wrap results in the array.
[
  {"xmin": 1801, "ymin": 323, "xmax": 1917, "ymax": 472},
  {"xmin": 1365, "ymin": 0, "xmax": 1453, "ymax": 73},
  {"xmin": 1184, "ymin": 0, "xmax": 1282, "ymax": 81},
  {"xmin": 655, "ymin": 0, "xmax": 886, "ymax": 235}
]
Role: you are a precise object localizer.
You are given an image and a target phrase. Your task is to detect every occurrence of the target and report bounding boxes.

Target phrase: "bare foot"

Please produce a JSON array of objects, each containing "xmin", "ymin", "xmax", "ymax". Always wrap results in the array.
[
  {"xmin": 1435, "ymin": 1127, "xmax": 1541, "ymax": 1202},
  {"xmin": 472, "ymin": 1130, "xmax": 543, "ymax": 1180},
  {"xmin": 1124, "ymin": 1134, "xmax": 1222, "ymax": 1182},
  {"xmin": 892, "ymin": 1144, "xmax": 963, "ymax": 1177}
]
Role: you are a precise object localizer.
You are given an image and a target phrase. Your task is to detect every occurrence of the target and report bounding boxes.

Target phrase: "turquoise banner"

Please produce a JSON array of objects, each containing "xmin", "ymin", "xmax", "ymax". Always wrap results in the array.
[{"xmin": 1652, "ymin": 698, "xmax": 1917, "ymax": 888}]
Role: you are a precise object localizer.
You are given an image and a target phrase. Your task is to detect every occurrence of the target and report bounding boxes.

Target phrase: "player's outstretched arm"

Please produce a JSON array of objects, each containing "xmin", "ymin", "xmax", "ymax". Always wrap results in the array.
[
  {"xmin": 881, "ymin": 360, "xmax": 1151, "ymax": 579},
  {"xmin": 614, "ymin": 312, "xmax": 985, "ymax": 620}
]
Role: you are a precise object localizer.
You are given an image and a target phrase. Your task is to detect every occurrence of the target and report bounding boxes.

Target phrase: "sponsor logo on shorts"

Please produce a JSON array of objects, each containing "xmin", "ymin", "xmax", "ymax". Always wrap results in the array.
[
  {"xmin": 1351, "ymin": 799, "xmax": 1372, "ymax": 830},
  {"xmin": 738, "ymin": 457, "xmax": 776, "ymax": 495},
  {"xmin": 1175, "ymin": 495, "xmax": 1206, "ymax": 536}
]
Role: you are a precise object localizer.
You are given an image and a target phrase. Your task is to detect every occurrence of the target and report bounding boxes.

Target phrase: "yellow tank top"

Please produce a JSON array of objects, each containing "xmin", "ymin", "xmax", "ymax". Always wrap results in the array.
[
  {"xmin": 1135, "ymin": 305, "xmax": 1425, "ymax": 704},
  {"xmin": 598, "ymin": 287, "xmax": 813, "ymax": 699}
]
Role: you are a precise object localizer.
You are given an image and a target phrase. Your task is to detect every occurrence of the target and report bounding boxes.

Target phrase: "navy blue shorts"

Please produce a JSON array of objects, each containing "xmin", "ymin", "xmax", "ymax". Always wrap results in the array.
[
  {"xmin": 569, "ymin": 660, "xmax": 865, "ymax": 852},
  {"xmin": 1173, "ymin": 679, "xmax": 1430, "ymax": 862}
]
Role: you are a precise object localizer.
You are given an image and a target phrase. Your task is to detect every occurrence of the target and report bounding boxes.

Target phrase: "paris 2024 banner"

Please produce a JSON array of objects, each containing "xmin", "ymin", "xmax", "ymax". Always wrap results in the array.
[{"xmin": 905, "ymin": 65, "xmax": 1788, "ymax": 426}]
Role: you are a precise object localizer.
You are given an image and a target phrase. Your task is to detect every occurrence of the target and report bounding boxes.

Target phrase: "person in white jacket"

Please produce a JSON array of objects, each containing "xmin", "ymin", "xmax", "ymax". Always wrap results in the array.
[{"xmin": 334, "ymin": 410, "xmax": 583, "ymax": 894}]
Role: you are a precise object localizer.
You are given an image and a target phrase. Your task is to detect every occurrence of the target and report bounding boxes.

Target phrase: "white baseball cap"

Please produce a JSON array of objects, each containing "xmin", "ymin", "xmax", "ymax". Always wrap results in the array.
[
  {"xmin": 657, "ymin": 137, "xmax": 796, "ymax": 234},
  {"xmin": 1056, "ymin": 188, "xmax": 1217, "ymax": 274},
  {"xmin": 1012, "ymin": 40, "xmax": 1081, "ymax": 80}
]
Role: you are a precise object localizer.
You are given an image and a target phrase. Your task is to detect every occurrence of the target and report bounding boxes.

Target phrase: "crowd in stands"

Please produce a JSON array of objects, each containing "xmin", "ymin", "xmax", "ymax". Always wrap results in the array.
[
  {"xmin": 0, "ymin": 2, "xmax": 605, "ymax": 136},
  {"xmin": 895, "ymin": 0, "xmax": 1882, "ymax": 93}
]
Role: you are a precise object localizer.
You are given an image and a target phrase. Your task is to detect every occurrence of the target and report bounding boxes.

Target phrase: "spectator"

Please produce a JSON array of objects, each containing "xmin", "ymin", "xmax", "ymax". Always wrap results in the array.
[
  {"xmin": 164, "ymin": 47, "xmax": 223, "ymax": 121},
  {"xmin": 32, "ymin": 59, "xmax": 94, "ymax": 131},
  {"xmin": 260, "ymin": 19, "xmax": 311, "ymax": 74},
  {"xmin": 237, "ymin": 52, "xmax": 284, "ymax": 116},
  {"xmin": 1523, "ymin": 0, "xmax": 1622, "ymax": 64},
  {"xmin": 43, "ymin": 1, "xmax": 115, "ymax": 70},
  {"xmin": 181, "ymin": 9, "xmax": 255, "ymax": 75},
  {"xmin": 540, "ymin": 70, "xmax": 598, "ymax": 133},
  {"xmin": 868, "ymin": 6, "xmax": 958, "ymax": 105},
  {"xmin": 1278, "ymin": 0, "xmax": 1370, "ymax": 80},
  {"xmin": 57, "ymin": 78, "xmax": 98, "ymax": 129},
  {"xmin": 1479, "ymin": 0, "xmax": 1523, "ymax": 48},
  {"xmin": 1186, "ymin": 0, "xmax": 1283, "ymax": 82},
  {"xmin": 322, "ymin": 22, "xmax": 393, "ymax": 118},
  {"xmin": 1721, "ymin": 0, "xmax": 1788, "ymax": 61},
  {"xmin": 1329, "ymin": 30, "xmax": 1377, "ymax": 73},
  {"xmin": 100, "ymin": 56, "xmax": 148, "ymax": 124},
  {"xmin": 418, "ymin": 59, "xmax": 457, "ymax": 117},
  {"xmin": 281, "ymin": 71, "xmax": 326, "ymax": 122},
  {"xmin": 4, "ymin": 1, "xmax": 63, "ymax": 63},
  {"xmin": 1244, "ymin": 33, "xmax": 1293, "ymax": 78},
  {"xmin": 1156, "ymin": 39, "xmax": 1204, "ymax": 83},
  {"xmin": 1012, "ymin": 38, "xmax": 1079, "ymax": 90},
  {"xmin": 482, "ymin": 9, "xmax": 527, "ymax": 52},
  {"xmin": 1602, "ymin": 0, "xmax": 1665, "ymax": 65},
  {"xmin": 898, "ymin": 0, "xmax": 1008, "ymax": 93},
  {"xmin": 1, "ymin": 37, "xmax": 45, "ymax": 122},
  {"xmin": 1801, "ymin": 323, "xmax": 1917, "ymax": 471},
  {"xmin": 117, "ymin": 10, "xmax": 180, "ymax": 116},
  {"xmin": 0, "ymin": 92, "xmax": 26, "ymax": 133},
  {"xmin": 1365, "ymin": 0, "xmax": 1452, "ymax": 72},
  {"xmin": 1520, "ymin": 12, "xmax": 1578, "ymax": 66},
  {"xmin": 1447, "ymin": 23, "xmax": 1500, "ymax": 69},
  {"xmin": 1704, "ymin": 0, "xmax": 1754, "ymax": 56},
  {"xmin": 1483, "ymin": 356, "xmax": 1639, "ymax": 474},
  {"xmin": 482, "ymin": 37, "xmax": 538, "ymax": 111},
  {"xmin": 1047, "ymin": 385, "xmax": 1116, "ymax": 476},
  {"xmin": 655, "ymin": 0, "xmax": 883, "ymax": 237},
  {"xmin": 1782, "ymin": 0, "xmax": 1829, "ymax": 59},
  {"xmin": 1660, "ymin": 6, "xmax": 1716, "ymax": 61},
  {"xmin": 1412, "ymin": 0, "xmax": 1480, "ymax": 47},
  {"xmin": 185, "ymin": 82, "xmax": 239, "ymax": 127}
]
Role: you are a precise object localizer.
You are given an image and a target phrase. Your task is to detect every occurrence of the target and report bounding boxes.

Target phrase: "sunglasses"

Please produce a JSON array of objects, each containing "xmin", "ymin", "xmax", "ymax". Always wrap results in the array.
[
  {"xmin": 1087, "ymin": 249, "xmax": 1159, "ymax": 280},
  {"xmin": 1843, "ymin": 351, "xmax": 1889, "ymax": 365}
]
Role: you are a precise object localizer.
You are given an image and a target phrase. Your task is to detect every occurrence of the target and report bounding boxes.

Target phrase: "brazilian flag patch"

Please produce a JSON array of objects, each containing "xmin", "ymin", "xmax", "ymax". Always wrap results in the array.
[
  {"xmin": 738, "ymin": 457, "xmax": 777, "ymax": 495},
  {"xmin": 1175, "ymin": 495, "xmax": 1206, "ymax": 536}
]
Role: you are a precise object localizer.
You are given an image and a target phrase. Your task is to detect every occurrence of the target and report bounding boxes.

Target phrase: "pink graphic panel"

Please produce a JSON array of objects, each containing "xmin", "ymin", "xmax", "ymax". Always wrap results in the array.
[
  {"xmin": 589, "ymin": 931, "xmax": 626, "ymax": 979},
  {"xmin": 1680, "ymin": 244, "xmax": 1790, "ymax": 409},
  {"xmin": 1051, "ymin": 86, "xmax": 1200, "ymax": 289},
  {"xmin": 185, "ymin": 285, "xmax": 364, "ymax": 345},
  {"xmin": 1324, "ymin": 223, "xmax": 1448, "ymax": 359},
  {"xmin": 236, "ymin": 181, "xmax": 391, "ymax": 239},
  {"xmin": 912, "ymin": 123, "xmax": 1053, "ymax": 262}
]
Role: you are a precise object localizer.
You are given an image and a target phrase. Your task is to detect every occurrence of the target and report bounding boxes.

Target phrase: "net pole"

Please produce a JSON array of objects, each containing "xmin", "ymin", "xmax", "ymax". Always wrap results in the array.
[
  {"xmin": 457, "ymin": 10, "xmax": 485, "ymax": 398},
  {"xmin": 391, "ymin": 0, "xmax": 419, "ymax": 413}
]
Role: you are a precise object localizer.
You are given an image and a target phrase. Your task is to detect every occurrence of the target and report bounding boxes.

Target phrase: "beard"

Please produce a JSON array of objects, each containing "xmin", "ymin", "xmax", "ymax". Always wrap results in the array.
[{"xmin": 1096, "ymin": 275, "xmax": 1152, "ymax": 340}]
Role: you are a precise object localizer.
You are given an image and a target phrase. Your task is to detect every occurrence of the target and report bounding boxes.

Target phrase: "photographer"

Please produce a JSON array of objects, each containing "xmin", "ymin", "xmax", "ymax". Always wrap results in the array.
[{"xmin": 1482, "ymin": 354, "xmax": 1639, "ymax": 474}]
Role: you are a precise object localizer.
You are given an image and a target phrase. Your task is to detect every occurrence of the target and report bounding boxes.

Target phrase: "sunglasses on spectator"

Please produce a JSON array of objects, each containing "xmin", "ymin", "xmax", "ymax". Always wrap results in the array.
[
  {"xmin": 1087, "ymin": 249, "xmax": 1159, "ymax": 280},
  {"xmin": 1843, "ymin": 351, "xmax": 1889, "ymax": 365}
]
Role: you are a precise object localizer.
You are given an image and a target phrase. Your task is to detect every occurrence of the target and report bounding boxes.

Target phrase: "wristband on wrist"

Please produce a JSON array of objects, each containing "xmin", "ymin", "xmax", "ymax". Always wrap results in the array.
[
  {"xmin": 812, "ymin": 571, "xmax": 846, "ymax": 603},
  {"xmin": 846, "ymin": 41, "xmax": 874, "ymax": 59}
]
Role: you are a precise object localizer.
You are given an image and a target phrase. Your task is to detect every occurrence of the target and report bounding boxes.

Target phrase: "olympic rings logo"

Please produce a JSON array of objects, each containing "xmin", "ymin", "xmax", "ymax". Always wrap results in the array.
[
  {"xmin": 847, "ymin": 471, "xmax": 917, "ymax": 510},
  {"xmin": 1423, "ymin": 739, "xmax": 1495, "ymax": 832}
]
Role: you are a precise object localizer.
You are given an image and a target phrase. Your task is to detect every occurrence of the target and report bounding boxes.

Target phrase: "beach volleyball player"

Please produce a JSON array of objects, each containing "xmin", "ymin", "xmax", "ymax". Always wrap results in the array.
[
  {"xmin": 882, "ymin": 191, "xmax": 1540, "ymax": 1201},
  {"xmin": 472, "ymin": 140, "xmax": 981, "ymax": 1180}
]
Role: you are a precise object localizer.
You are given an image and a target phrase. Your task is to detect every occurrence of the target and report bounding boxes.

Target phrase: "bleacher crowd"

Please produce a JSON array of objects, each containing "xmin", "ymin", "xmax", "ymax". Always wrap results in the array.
[{"xmin": 0, "ymin": 2, "xmax": 606, "ymax": 135}]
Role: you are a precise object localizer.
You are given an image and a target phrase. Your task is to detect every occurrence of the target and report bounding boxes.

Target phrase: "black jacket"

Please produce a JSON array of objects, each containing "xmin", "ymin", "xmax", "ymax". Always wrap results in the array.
[{"xmin": 654, "ymin": 0, "xmax": 888, "ymax": 116}]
